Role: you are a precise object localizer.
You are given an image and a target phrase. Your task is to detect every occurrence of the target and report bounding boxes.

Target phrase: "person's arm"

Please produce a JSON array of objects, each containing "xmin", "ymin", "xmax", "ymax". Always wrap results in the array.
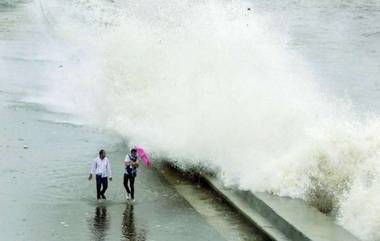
[
  {"xmin": 132, "ymin": 159, "xmax": 139, "ymax": 168},
  {"xmin": 88, "ymin": 159, "xmax": 96, "ymax": 180},
  {"xmin": 134, "ymin": 155, "xmax": 143, "ymax": 168},
  {"xmin": 107, "ymin": 158, "xmax": 112, "ymax": 181},
  {"xmin": 124, "ymin": 155, "xmax": 131, "ymax": 166}
]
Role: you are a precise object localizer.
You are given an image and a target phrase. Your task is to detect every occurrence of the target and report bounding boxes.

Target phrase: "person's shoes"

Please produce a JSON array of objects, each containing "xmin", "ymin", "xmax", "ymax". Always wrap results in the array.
[
  {"xmin": 126, "ymin": 193, "xmax": 131, "ymax": 200},
  {"xmin": 131, "ymin": 199, "xmax": 135, "ymax": 203},
  {"xmin": 101, "ymin": 194, "xmax": 106, "ymax": 200}
]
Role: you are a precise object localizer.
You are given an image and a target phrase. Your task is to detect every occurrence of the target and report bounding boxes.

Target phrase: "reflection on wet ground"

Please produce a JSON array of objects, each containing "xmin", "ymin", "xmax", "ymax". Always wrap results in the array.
[
  {"xmin": 122, "ymin": 204, "xmax": 147, "ymax": 241},
  {"xmin": 90, "ymin": 205, "xmax": 110, "ymax": 241}
]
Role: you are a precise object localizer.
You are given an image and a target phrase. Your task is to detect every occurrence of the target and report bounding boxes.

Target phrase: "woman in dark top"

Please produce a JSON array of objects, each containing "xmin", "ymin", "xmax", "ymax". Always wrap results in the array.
[{"xmin": 123, "ymin": 148, "xmax": 139, "ymax": 202}]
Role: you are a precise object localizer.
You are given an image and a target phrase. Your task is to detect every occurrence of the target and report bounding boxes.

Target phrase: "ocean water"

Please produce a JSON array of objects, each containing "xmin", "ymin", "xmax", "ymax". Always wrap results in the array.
[{"xmin": 3, "ymin": 0, "xmax": 380, "ymax": 240}]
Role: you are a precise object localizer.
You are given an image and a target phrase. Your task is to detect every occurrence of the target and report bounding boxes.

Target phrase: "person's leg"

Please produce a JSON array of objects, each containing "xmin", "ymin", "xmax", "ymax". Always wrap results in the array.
[
  {"xmin": 130, "ymin": 176, "xmax": 135, "ymax": 200},
  {"xmin": 100, "ymin": 177, "xmax": 108, "ymax": 199},
  {"xmin": 96, "ymin": 175, "xmax": 101, "ymax": 200},
  {"xmin": 123, "ymin": 174, "xmax": 131, "ymax": 194}
]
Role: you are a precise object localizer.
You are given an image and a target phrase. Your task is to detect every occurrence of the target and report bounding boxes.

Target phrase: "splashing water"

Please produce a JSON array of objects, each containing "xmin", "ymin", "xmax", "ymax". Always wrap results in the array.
[{"xmin": 28, "ymin": 0, "xmax": 380, "ymax": 240}]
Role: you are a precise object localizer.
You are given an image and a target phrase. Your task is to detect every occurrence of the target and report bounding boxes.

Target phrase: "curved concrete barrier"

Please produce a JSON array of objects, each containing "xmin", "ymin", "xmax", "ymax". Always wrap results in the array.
[
  {"xmin": 200, "ymin": 174, "xmax": 361, "ymax": 241},
  {"xmin": 162, "ymin": 162, "xmax": 361, "ymax": 241}
]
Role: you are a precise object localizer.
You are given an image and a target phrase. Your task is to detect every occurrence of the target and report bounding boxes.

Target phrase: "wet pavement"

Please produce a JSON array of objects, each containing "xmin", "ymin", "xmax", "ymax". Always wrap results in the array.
[
  {"xmin": 0, "ymin": 92, "xmax": 269, "ymax": 241},
  {"xmin": 0, "ymin": 91, "xmax": 230, "ymax": 241},
  {"xmin": 0, "ymin": 2, "xmax": 268, "ymax": 240}
]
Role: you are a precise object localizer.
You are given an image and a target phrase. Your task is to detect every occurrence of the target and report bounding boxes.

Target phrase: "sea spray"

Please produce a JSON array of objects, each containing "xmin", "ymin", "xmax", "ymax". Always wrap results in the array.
[{"xmin": 30, "ymin": 0, "xmax": 380, "ymax": 240}]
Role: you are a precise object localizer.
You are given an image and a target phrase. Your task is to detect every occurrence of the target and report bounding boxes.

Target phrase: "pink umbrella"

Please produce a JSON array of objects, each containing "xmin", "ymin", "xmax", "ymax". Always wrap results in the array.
[{"xmin": 136, "ymin": 147, "xmax": 152, "ymax": 168}]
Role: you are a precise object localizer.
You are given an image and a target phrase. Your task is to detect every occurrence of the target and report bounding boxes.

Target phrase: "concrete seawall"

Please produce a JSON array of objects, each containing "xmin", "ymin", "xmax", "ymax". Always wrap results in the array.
[{"xmin": 164, "ymin": 163, "xmax": 361, "ymax": 241}]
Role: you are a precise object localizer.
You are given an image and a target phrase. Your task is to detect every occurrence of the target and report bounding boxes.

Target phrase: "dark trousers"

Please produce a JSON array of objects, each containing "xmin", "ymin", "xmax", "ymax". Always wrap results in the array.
[
  {"xmin": 123, "ymin": 173, "xmax": 135, "ymax": 199},
  {"xmin": 96, "ymin": 175, "xmax": 108, "ymax": 199}
]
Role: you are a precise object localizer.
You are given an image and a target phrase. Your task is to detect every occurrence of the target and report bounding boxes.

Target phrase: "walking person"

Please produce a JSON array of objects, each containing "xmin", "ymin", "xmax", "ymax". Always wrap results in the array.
[
  {"xmin": 124, "ymin": 148, "xmax": 139, "ymax": 202},
  {"xmin": 89, "ymin": 149, "xmax": 112, "ymax": 200}
]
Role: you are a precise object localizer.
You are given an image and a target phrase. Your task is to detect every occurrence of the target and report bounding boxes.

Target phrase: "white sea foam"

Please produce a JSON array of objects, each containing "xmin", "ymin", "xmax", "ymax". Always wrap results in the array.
[{"xmin": 31, "ymin": 0, "xmax": 380, "ymax": 240}]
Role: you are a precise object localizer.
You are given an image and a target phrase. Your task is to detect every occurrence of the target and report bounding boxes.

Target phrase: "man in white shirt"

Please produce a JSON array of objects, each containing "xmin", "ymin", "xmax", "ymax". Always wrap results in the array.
[{"xmin": 88, "ymin": 149, "xmax": 112, "ymax": 200}]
